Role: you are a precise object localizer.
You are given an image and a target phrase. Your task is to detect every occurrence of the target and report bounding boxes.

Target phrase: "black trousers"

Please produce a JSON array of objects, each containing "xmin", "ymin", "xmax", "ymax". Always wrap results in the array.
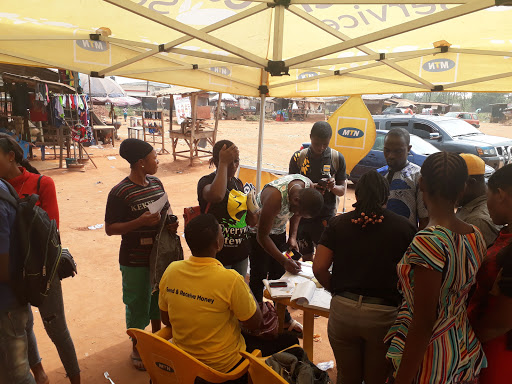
[{"xmin": 249, "ymin": 232, "xmax": 292, "ymax": 323}]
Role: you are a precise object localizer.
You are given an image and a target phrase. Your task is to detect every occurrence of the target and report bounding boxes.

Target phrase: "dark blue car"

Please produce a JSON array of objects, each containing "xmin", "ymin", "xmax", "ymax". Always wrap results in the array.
[{"xmin": 301, "ymin": 129, "xmax": 494, "ymax": 183}]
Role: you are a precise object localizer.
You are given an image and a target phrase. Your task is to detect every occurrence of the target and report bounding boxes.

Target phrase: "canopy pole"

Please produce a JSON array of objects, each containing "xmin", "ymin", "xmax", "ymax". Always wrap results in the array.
[
  {"xmin": 256, "ymin": 93, "xmax": 266, "ymax": 192},
  {"xmin": 88, "ymin": 75, "xmax": 94, "ymax": 129}
]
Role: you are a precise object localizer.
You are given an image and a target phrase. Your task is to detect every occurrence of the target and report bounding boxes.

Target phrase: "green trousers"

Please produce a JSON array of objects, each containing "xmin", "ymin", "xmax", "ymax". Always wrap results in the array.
[{"xmin": 120, "ymin": 265, "xmax": 160, "ymax": 330}]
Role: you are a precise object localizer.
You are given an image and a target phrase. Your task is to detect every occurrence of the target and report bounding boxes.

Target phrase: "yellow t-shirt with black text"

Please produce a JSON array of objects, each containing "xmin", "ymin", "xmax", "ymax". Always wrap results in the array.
[{"xmin": 159, "ymin": 256, "xmax": 256, "ymax": 373}]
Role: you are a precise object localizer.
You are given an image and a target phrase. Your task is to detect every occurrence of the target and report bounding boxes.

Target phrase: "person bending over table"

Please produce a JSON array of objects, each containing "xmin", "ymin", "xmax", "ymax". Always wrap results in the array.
[
  {"xmin": 159, "ymin": 214, "xmax": 297, "ymax": 378},
  {"xmin": 313, "ymin": 170, "xmax": 416, "ymax": 384},
  {"xmin": 250, "ymin": 174, "xmax": 323, "ymax": 335}
]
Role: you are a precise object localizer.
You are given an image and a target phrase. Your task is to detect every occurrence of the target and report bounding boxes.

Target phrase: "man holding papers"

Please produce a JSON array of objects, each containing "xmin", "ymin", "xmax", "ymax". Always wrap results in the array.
[{"xmin": 105, "ymin": 139, "xmax": 179, "ymax": 370}]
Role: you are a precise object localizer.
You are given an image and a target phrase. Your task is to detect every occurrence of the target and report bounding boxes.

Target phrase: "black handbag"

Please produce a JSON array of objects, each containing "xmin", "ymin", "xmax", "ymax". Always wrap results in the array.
[{"xmin": 58, "ymin": 248, "xmax": 77, "ymax": 279}]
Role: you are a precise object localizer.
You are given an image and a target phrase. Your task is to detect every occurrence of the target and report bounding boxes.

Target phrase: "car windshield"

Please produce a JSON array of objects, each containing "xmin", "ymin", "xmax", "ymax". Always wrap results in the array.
[
  {"xmin": 445, "ymin": 112, "xmax": 458, "ymax": 117},
  {"xmin": 439, "ymin": 118, "xmax": 482, "ymax": 137},
  {"xmin": 410, "ymin": 135, "xmax": 439, "ymax": 155}
]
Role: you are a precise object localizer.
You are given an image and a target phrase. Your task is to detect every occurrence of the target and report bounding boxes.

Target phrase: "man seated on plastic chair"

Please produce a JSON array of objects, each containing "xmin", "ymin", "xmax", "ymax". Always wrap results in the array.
[{"xmin": 159, "ymin": 213, "xmax": 262, "ymax": 379}]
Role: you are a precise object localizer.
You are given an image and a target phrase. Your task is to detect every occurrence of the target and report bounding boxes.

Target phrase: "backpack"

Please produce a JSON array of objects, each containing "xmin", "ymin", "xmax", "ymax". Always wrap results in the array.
[
  {"xmin": 0, "ymin": 178, "xmax": 62, "ymax": 307},
  {"xmin": 297, "ymin": 148, "xmax": 340, "ymax": 176}
]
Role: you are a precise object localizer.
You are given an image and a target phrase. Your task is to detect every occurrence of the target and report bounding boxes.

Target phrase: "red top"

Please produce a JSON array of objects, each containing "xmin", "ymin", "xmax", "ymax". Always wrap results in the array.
[
  {"xmin": 468, "ymin": 229, "xmax": 512, "ymax": 384},
  {"xmin": 7, "ymin": 167, "xmax": 60, "ymax": 229}
]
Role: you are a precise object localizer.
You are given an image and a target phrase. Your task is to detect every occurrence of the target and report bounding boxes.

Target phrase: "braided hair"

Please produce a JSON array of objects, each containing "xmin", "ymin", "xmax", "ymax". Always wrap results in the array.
[
  {"xmin": 352, "ymin": 170, "xmax": 389, "ymax": 227},
  {"xmin": 420, "ymin": 152, "xmax": 468, "ymax": 203},
  {"xmin": 0, "ymin": 133, "xmax": 40, "ymax": 175}
]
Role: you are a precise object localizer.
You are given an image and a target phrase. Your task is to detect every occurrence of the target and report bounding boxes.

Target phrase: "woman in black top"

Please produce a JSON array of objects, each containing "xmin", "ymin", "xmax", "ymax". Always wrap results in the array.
[
  {"xmin": 197, "ymin": 140, "xmax": 257, "ymax": 277},
  {"xmin": 313, "ymin": 170, "xmax": 416, "ymax": 384}
]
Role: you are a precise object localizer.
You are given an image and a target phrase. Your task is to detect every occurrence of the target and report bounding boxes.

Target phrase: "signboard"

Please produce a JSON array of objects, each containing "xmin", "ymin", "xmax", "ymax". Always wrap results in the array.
[
  {"xmin": 328, "ymin": 96, "xmax": 376, "ymax": 175},
  {"xmin": 173, "ymin": 95, "xmax": 192, "ymax": 125}
]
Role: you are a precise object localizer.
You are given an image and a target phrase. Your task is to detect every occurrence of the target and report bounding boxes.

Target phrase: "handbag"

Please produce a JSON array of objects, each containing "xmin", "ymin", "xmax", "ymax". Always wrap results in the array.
[
  {"xmin": 183, "ymin": 202, "xmax": 210, "ymax": 227},
  {"xmin": 58, "ymin": 248, "xmax": 77, "ymax": 279},
  {"xmin": 242, "ymin": 301, "xmax": 279, "ymax": 340}
]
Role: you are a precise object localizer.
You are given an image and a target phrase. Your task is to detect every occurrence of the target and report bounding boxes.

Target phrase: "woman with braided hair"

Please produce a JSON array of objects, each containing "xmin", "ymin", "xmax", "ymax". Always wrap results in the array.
[
  {"xmin": 385, "ymin": 152, "xmax": 486, "ymax": 384},
  {"xmin": 313, "ymin": 170, "xmax": 416, "ymax": 384}
]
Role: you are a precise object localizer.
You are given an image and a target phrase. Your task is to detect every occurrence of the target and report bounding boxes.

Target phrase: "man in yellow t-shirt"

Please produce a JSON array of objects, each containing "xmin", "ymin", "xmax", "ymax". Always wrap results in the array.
[{"xmin": 159, "ymin": 214, "xmax": 263, "ymax": 373}]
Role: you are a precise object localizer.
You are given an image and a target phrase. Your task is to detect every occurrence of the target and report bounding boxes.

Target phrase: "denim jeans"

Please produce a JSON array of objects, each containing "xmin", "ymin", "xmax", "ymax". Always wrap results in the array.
[
  {"xmin": 0, "ymin": 304, "xmax": 36, "ymax": 384},
  {"xmin": 26, "ymin": 278, "xmax": 80, "ymax": 378}
]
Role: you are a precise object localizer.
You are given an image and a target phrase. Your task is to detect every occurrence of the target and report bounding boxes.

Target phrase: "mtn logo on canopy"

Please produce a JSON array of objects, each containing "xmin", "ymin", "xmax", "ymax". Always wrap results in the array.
[
  {"xmin": 76, "ymin": 40, "xmax": 108, "ymax": 52},
  {"xmin": 210, "ymin": 66, "xmax": 231, "ymax": 76},
  {"xmin": 422, "ymin": 59, "xmax": 456, "ymax": 72},
  {"xmin": 298, "ymin": 71, "xmax": 318, "ymax": 80},
  {"xmin": 338, "ymin": 127, "xmax": 364, "ymax": 139}
]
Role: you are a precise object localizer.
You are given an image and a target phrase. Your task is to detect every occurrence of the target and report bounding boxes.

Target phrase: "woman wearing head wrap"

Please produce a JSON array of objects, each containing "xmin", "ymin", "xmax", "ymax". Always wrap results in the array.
[{"xmin": 104, "ymin": 139, "xmax": 178, "ymax": 370}]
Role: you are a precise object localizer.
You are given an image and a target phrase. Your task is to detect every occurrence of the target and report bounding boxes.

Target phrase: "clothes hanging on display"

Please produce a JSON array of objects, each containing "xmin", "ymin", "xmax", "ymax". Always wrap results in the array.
[
  {"xmin": 29, "ymin": 94, "xmax": 48, "ymax": 122},
  {"xmin": 10, "ymin": 83, "xmax": 30, "ymax": 117}
]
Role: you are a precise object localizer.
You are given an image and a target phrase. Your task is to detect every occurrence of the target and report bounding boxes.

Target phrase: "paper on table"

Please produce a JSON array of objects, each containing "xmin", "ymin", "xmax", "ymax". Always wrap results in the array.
[
  {"xmin": 290, "ymin": 280, "xmax": 332, "ymax": 311},
  {"xmin": 263, "ymin": 279, "xmax": 294, "ymax": 298},
  {"xmin": 291, "ymin": 280, "xmax": 316, "ymax": 306},
  {"xmin": 147, "ymin": 193, "xmax": 168, "ymax": 214}
]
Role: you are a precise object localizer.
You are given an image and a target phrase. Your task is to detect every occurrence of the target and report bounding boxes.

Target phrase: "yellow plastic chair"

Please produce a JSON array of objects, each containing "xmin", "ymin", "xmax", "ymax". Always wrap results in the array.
[
  {"xmin": 127, "ymin": 328, "xmax": 253, "ymax": 384},
  {"xmin": 240, "ymin": 347, "xmax": 298, "ymax": 384}
]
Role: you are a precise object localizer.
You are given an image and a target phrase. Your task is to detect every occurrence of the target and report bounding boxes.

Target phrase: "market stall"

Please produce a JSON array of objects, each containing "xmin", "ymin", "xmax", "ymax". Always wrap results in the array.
[
  {"xmin": 157, "ymin": 87, "xmax": 221, "ymax": 165},
  {"xmin": 0, "ymin": 72, "xmax": 93, "ymax": 168}
]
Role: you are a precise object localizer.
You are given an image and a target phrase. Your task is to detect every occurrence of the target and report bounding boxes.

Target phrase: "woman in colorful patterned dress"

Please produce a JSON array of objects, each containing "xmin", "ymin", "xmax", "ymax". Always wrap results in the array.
[{"xmin": 385, "ymin": 152, "xmax": 487, "ymax": 384}]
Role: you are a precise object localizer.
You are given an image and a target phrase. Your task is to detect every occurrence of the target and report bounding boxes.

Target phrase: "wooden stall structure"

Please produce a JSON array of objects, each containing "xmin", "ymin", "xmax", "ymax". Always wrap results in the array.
[
  {"xmin": 142, "ymin": 109, "xmax": 169, "ymax": 154},
  {"xmin": 0, "ymin": 72, "xmax": 90, "ymax": 168},
  {"xmin": 158, "ymin": 87, "xmax": 221, "ymax": 165}
]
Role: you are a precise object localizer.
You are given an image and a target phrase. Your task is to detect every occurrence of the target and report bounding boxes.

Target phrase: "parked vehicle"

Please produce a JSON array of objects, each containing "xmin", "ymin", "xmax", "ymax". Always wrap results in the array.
[
  {"xmin": 300, "ymin": 129, "xmax": 494, "ymax": 183},
  {"xmin": 445, "ymin": 111, "xmax": 480, "ymax": 128},
  {"xmin": 373, "ymin": 114, "xmax": 512, "ymax": 169}
]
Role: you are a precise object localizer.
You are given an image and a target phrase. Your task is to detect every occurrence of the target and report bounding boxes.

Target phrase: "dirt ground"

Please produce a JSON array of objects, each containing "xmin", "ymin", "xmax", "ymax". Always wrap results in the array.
[{"xmin": 32, "ymin": 120, "xmax": 511, "ymax": 384}]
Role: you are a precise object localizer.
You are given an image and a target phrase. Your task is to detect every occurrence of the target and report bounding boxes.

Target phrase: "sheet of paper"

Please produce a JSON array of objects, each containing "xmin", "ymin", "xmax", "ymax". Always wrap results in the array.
[
  {"xmin": 305, "ymin": 288, "xmax": 332, "ymax": 311},
  {"xmin": 297, "ymin": 261, "xmax": 314, "ymax": 279},
  {"xmin": 147, "ymin": 193, "xmax": 168, "ymax": 214},
  {"xmin": 291, "ymin": 280, "xmax": 316, "ymax": 305}
]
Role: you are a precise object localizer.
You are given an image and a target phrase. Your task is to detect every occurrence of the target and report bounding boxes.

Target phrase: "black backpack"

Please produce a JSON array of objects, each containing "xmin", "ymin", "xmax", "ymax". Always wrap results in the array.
[{"xmin": 0, "ymin": 178, "xmax": 62, "ymax": 307}]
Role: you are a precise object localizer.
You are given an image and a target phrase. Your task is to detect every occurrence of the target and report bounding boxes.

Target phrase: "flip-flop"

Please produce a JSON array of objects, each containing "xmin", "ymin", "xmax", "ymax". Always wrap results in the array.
[
  {"xmin": 286, "ymin": 319, "xmax": 304, "ymax": 339},
  {"xmin": 131, "ymin": 354, "xmax": 146, "ymax": 371}
]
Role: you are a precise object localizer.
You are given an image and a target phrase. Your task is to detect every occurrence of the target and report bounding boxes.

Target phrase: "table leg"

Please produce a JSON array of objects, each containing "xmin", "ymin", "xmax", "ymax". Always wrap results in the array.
[
  {"xmin": 303, "ymin": 311, "xmax": 314, "ymax": 360},
  {"xmin": 276, "ymin": 303, "xmax": 286, "ymax": 333}
]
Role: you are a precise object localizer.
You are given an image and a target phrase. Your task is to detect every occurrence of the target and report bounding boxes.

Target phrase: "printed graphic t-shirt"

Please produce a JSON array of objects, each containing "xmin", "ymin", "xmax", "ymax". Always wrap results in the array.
[
  {"xmin": 378, "ymin": 162, "xmax": 428, "ymax": 228},
  {"xmin": 105, "ymin": 176, "xmax": 169, "ymax": 267},
  {"xmin": 197, "ymin": 173, "xmax": 250, "ymax": 266},
  {"xmin": 289, "ymin": 147, "xmax": 346, "ymax": 217},
  {"xmin": 256, "ymin": 174, "xmax": 311, "ymax": 235},
  {"xmin": 159, "ymin": 256, "xmax": 256, "ymax": 373}
]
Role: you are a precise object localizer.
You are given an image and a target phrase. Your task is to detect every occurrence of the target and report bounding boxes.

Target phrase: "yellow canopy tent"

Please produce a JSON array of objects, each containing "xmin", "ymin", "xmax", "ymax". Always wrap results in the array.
[{"xmin": 1, "ymin": 0, "xmax": 511, "ymax": 187}]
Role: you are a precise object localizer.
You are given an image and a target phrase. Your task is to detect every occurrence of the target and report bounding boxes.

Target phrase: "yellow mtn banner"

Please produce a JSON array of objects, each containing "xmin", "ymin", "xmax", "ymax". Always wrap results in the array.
[{"xmin": 328, "ymin": 96, "xmax": 376, "ymax": 175}]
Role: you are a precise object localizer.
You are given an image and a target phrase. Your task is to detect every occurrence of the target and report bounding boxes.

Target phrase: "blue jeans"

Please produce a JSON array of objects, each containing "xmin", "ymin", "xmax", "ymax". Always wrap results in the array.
[
  {"xmin": 0, "ymin": 304, "xmax": 36, "ymax": 384},
  {"xmin": 26, "ymin": 278, "xmax": 80, "ymax": 378}
]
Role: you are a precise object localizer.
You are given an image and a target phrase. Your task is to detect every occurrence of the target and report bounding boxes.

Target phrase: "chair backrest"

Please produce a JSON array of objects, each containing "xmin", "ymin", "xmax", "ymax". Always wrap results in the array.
[
  {"xmin": 240, "ymin": 350, "xmax": 288, "ymax": 384},
  {"xmin": 127, "ymin": 328, "xmax": 249, "ymax": 384}
]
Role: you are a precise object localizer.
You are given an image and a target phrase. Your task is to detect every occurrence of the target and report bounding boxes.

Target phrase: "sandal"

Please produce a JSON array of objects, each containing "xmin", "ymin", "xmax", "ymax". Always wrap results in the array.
[
  {"xmin": 286, "ymin": 319, "xmax": 304, "ymax": 339},
  {"xmin": 131, "ymin": 353, "xmax": 146, "ymax": 371}
]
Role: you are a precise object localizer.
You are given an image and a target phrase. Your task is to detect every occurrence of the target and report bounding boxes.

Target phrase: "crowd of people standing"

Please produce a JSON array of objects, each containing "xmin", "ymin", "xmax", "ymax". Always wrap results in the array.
[{"xmin": 2, "ymin": 119, "xmax": 512, "ymax": 384}]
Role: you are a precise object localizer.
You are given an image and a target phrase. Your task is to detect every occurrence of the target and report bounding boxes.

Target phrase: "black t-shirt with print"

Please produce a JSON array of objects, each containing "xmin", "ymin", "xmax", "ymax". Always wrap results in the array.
[
  {"xmin": 289, "ymin": 147, "xmax": 346, "ymax": 217},
  {"xmin": 105, "ymin": 176, "xmax": 169, "ymax": 267},
  {"xmin": 197, "ymin": 172, "xmax": 250, "ymax": 266}
]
